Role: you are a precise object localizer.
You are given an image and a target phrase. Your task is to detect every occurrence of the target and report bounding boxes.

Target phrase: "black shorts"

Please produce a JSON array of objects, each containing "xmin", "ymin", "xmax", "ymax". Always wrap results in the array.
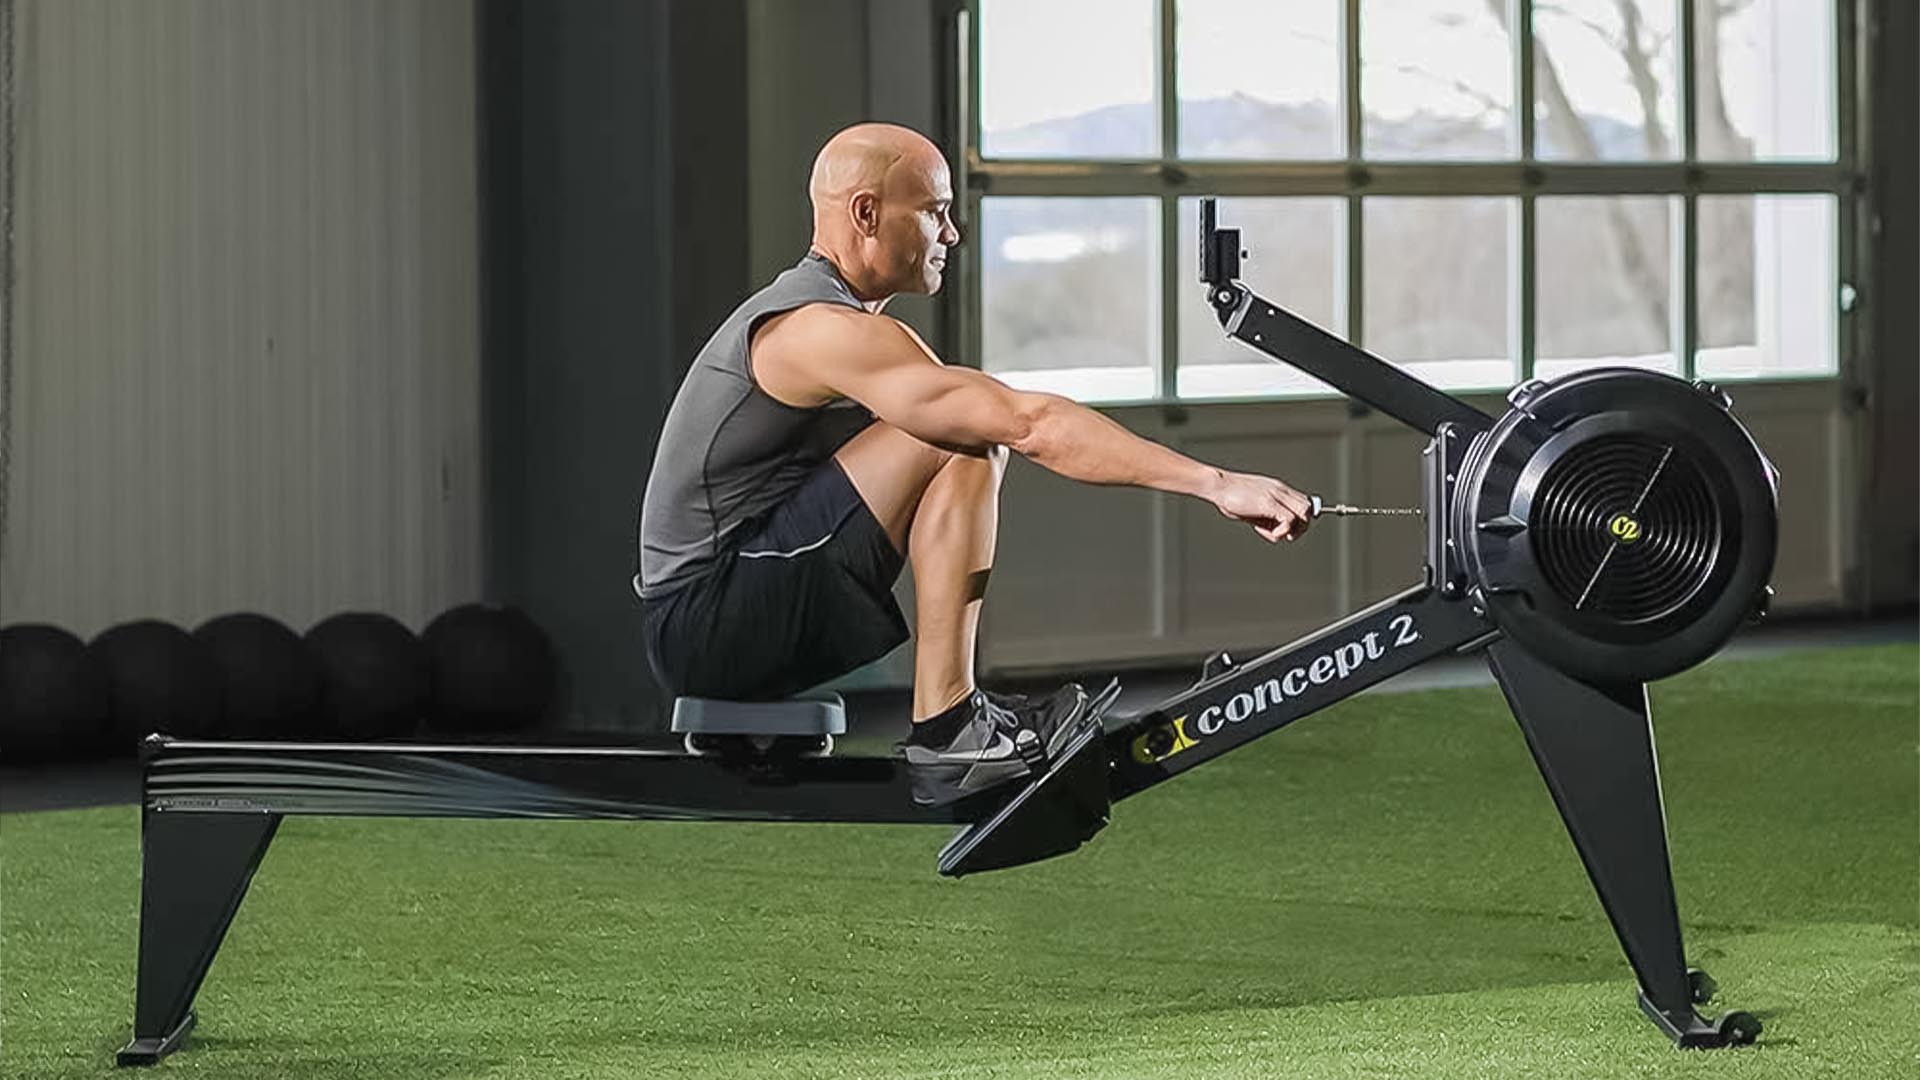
[{"xmin": 641, "ymin": 460, "xmax": 910, "ymax": 701}]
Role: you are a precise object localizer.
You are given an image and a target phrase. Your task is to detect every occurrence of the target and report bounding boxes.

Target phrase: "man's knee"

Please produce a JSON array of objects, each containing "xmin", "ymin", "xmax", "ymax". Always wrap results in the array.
[
  {"xmin": 942, "ymin": 443, "xmax": 1007, "ymax": 491},
  {"xmin": 915, "ymin": 446, "xmax": 1005, "ymax": 540}
]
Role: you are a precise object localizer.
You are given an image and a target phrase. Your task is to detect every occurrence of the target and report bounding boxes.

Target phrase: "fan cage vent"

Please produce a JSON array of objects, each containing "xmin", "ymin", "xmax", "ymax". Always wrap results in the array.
[{"xmin": 1531, "ymin": 435, "xmax": 1721, "ymax": 623}]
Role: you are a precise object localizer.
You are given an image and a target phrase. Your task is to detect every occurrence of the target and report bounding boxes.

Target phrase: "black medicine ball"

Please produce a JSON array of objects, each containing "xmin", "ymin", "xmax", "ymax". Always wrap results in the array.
[
  {"xmin": 1, "ymin": 624, "xmax": 111, "ymax": 761},
  {"xmin": 419, "ymin": 604, "xmax": 557, "ymax": 733},
  {"xmin": 193, "ymin": 613, "xmax": 324, "ymax": 739},
  {"xmin": 305, "ymin": 612, "xmax": 431, "ymax": 740},
  {"xmin": 88, "ymin": 620, "xmax": 221, "ymax": 747}
]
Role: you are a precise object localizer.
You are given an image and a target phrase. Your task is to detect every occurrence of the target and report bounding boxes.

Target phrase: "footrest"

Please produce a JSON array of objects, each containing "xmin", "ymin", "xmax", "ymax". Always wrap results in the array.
[
  {"xmin": 671, "ymin": 694, "xmax": 846, "ymax": 736},
  {"xmin": 937, "ymin": 717, "xmax": 1112, "ymax": 876}
]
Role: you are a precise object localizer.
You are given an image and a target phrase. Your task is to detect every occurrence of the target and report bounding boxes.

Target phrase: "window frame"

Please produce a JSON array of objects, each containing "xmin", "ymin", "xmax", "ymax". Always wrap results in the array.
[{"xmin": 955, "ymin": 0, "xmax": 1862, "ymax": 404}]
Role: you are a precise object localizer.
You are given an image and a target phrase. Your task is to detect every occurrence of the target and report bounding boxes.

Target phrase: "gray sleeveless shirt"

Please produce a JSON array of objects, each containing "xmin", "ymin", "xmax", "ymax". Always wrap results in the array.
[{"xmin": 635, "ymin": 253, "xmax": 873, "ymax": 599}]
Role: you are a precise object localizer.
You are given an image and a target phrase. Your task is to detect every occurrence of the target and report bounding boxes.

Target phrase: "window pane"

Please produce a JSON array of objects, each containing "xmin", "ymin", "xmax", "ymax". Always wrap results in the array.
[
  {"xmin": 1695, "ymin": 0, "xmax": 1835, "ymax": 160},
  {"xmin": 1537, "ymin": 197, "xmax": 1678, "ymax": 379},
  {"xmin": 980, "ymin": 0, "xmax": 1157, "ymax": 159},
  {"xmin": 1362, "ymin": 0, "xmax": 1513, "ymax": 159},
  {"xmin": 1176, "ymin": 197, "xmax": 1342, "ymax": 398},
  {"xmin": 1697, "ymin": 195, "xmax": 1836, "ymax": 379},
  {"xmin": 1363, "ymin": 197, "xmax": 1515, "ymax": 388},
  {"xmin": 1177, "ymin": 0, "xmax": 1341, "ymax": 159},
  {"xmin": 1533, "ymin": 0, "xmax": 1678, "ymax": 160},
  {"xmin": 980, "ymin": 197, "xmax": 1161, "ymax": 401}
]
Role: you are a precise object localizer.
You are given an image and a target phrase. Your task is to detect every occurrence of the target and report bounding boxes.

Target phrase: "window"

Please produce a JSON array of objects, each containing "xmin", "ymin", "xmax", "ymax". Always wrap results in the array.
[
  {"xmin": 1533, "ymin": 0, "xmax": 1680, "ymax": 162},
  {"xmin": 1362, "ymin": 197, "xmax": 1517, "ymax": 389},
  {"xmin": 965, "ymin": 0, "xmax": 1851, "ymax": 403},
  {"xmin": 979, "ymin": 0, "xmax": 1157, "ymax": 159},
  {"xmin": 1535, "ymin": 196, "xmax": 1679, "ymax": 378},
  {"xmin": 1697, "ymin": 194, "xmax": 1838, "ymax": 378},
  {"xmin": 1363, "ymin": 0, "xmax": 1512, "ymax": 159},
  {"xmin": 980, "ymin": 197, "xmax": 1162, "ymax": 398},
  {"xmin": 1177, "ymin": 0, "xmax": 1342, "ymax": 160}
]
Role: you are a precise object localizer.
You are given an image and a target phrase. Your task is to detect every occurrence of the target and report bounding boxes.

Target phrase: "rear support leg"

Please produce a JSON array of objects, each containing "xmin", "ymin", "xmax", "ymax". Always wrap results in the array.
[{"xmin": 117, "ymin": 811, "xmax": 281, "ymax": 1066}]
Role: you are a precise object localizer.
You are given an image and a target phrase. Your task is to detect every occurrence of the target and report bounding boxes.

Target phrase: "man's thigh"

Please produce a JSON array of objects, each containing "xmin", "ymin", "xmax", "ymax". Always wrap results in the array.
[{"xmin": 648, "ymin": 458, "xmax": 910, "ymax": 700}]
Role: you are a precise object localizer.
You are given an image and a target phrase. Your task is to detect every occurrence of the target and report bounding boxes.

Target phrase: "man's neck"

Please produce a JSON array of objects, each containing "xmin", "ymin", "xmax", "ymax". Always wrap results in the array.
[{"xmin": 808, "ymin": 245, "xmax": 892, "ymax": 313}]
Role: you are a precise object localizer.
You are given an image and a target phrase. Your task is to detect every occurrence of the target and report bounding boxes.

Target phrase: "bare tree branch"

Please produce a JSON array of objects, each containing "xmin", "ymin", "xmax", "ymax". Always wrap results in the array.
[
  {"xmin": 1386, "ymin": 60, "xmax": 1508, "ymax": 119},
  {"xmin": 1615, "ymin": 0, "xmax": 1673, "ymax": 158},
  {"xmin": 1693, "ymin": 0, "xmax": 1754, "ymax": 159},
  {"xmin": 1562, "ymin": 10, "xmax": 1626, "ymax": 51},
  {"xmin": 1485, "ymin": 0, "xmax": 1669, "ymax": 338}
]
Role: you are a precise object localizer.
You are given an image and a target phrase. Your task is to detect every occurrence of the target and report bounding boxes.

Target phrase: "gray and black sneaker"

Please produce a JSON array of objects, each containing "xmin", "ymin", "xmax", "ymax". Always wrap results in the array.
[
  {"xmin": 982, "ymin": 683, "xmax": 1089, "ymax": 759},
  {"xmin": 903, "ymin": 691, "xmax": 1060, "ymax": 807}
]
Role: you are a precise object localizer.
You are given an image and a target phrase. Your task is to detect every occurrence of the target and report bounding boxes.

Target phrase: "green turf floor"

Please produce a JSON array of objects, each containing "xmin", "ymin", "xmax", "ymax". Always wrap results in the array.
[{"xmin": 3, "ymin": 644, "xmax": 1915, "ymax": 1079}]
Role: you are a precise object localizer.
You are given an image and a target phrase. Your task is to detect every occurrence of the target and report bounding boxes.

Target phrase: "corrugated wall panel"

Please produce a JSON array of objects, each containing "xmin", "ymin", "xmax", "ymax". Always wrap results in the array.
[{"xmin": 2, "ymin": 0, "xmax": 480, "ymax": 638}]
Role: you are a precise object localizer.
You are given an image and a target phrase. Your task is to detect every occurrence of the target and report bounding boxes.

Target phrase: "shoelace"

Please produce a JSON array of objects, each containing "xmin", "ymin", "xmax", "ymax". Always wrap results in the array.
[
  {"xmin": 901, "ymin": 692, "xmax": 1030, "ymax": 758},
  {"xmin": 975, "ymin": 690, "xmax": 1025, "ymax": 735}
]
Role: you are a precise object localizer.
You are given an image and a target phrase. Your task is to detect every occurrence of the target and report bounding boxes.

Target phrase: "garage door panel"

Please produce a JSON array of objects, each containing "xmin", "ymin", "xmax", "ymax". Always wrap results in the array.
[{"xmin": 1176, "ymin": 432, "xmax": 1343, "ymax": 638}]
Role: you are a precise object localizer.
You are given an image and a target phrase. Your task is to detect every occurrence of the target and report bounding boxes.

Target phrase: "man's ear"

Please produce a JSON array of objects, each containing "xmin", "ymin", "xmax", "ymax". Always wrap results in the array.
[{"xmin": 851, "ymin": 191, "xmax": 879, "ymax": 237}]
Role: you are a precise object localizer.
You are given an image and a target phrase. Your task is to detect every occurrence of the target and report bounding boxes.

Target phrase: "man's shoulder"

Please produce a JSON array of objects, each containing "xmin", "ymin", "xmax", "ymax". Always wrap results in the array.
[
  {"xmin": 755, "ymin": 302, "xmax": 906, "ymax": 356},
  {"xmin": 773, "ymin": 299, "xmax": 876, "ymax": 329},
  {"xmin": 751, "ymin": 305, "xmax": 933, "ymax": 405}
]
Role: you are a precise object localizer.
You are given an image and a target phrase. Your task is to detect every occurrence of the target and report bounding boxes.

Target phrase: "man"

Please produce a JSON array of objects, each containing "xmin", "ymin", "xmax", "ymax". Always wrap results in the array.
[{"xmin": 636, "ymin": 123, "xmax": 1313, "ymax": 806}]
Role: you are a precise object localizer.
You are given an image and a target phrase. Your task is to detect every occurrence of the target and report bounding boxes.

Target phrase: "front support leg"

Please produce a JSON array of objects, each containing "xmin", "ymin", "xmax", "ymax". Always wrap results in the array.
[{"xmin": 1486, "ymin": 640, "xmax": 1759, "ymax": 1048}]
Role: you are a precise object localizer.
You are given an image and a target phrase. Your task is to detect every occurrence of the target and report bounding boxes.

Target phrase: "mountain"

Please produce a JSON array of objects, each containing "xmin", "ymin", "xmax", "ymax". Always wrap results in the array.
[{"xmin": 983, "ymin": 95, "xmax": 1658, "ymax": 165}]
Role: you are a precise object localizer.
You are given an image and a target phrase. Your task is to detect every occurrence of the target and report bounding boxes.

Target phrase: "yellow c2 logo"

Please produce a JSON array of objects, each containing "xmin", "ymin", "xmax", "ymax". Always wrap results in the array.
[
  {"xmin": 1131, "ymin": 714, "xmax": 1199, "ymax": 764},
  {"xmin": 1608, "ymin": 513, "xmax": 1642, "ymax": 543}
]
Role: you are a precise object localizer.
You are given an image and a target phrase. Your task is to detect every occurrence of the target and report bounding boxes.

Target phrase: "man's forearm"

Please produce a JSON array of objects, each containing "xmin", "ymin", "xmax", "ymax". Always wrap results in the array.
[{"xmin": 1011, "ymin": 394, "xmax": 1222, "ymax": 500}]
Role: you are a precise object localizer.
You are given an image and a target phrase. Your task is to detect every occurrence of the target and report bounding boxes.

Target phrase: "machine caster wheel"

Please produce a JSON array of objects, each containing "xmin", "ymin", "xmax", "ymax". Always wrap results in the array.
[
  {"xmin": 1714, "ymin": 1010, "xmax": 1761, "ymax": 1046},
  {"xmin": 1688, "ymin": 967, "xmax": 1718, "ymax": 1005}
]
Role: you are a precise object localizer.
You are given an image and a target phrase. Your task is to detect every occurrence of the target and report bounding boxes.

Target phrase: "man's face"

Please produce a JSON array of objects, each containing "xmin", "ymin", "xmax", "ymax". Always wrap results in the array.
[{"xmin": 873, "ymin": 155, "xmax": 960, "ymax": 296}]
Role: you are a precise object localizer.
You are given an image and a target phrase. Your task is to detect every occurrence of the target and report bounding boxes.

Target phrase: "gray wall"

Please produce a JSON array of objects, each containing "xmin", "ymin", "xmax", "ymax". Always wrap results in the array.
[
  {"xmin": 1863, "ymin": 0, "xmax": 1919, "ymax": 609},
  {"xmin": 3, "ymin": 0, "xmax": 483, "ymax": 637},
  {"xmin": 481, "ymin": 0, "xmax": 681, "ymax": 730}
]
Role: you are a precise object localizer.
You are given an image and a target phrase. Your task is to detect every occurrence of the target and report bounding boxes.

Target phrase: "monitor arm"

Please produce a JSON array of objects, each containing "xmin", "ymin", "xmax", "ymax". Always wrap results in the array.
[{"xmin": 1198, "ymin": 197, "xmax": 1493, "ymax": 438}]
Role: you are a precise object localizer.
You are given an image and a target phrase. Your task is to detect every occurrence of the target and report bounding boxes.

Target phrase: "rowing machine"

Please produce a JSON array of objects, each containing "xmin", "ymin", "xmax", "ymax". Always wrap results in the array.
[{"xmin": 114, "ymin": 199, "xmax": 1775, "ymax": 1065}]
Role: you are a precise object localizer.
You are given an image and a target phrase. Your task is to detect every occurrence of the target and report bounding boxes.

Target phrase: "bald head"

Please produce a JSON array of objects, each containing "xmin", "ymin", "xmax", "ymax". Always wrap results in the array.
[
  {"xmin": 806, "ymin": 123, "xmax": 959, "ymax": 302},
  {"xmin": 808, "ymin": 123, "xmax": 943, "ymax": 221}
]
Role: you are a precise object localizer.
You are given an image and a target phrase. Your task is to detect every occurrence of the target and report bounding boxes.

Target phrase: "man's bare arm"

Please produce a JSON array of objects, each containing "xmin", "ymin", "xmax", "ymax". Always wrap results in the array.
[{"xmin": 768, "ymin": 308, "xmax": 1313, "ymax": 540}]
